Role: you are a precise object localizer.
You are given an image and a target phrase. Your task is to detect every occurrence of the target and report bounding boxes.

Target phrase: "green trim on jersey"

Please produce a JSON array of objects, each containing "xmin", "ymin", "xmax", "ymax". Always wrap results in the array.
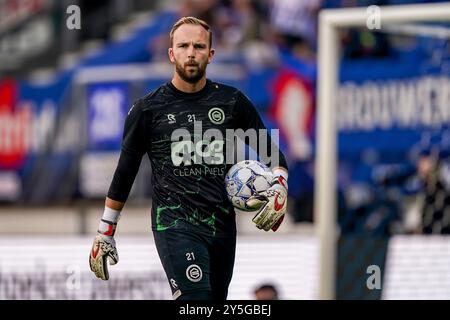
[{"xmin": 156, "ymin": 204, "xmax": 182, "ymax": 231}]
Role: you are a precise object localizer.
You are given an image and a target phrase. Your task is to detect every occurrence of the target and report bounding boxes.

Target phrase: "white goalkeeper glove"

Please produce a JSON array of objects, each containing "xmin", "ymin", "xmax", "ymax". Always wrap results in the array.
[
  {"xmin": 89, "ymin": 207, "xmax": 120, "ymax": 280},
  {"xmin": 247, "ymin": 170, "xmax": 288, "ymax": 232}
]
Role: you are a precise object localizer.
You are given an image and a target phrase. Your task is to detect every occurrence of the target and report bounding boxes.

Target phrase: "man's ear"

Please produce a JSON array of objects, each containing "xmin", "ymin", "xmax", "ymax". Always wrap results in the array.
[
  {"xmin": 168, "ymin": 47, "xmax": 175, "ymax": 63},
  {"xmin": 208, "ymin": 48, "xmax": 215, "ymax": 64}
]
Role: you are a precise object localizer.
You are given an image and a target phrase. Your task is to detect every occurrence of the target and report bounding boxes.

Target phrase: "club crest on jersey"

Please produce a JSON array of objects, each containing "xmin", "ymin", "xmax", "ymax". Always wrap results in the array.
[
  {"xmin": 186, "ymin": 264, "xmax": 203, "ymax": 282},
  {"xmin": 208, "ymin": 107, "xmax": 225, "ymax": 125}
]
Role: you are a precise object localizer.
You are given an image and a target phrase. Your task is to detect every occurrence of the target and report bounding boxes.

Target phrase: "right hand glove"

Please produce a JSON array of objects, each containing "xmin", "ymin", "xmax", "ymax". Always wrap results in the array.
[
  {"xmin": 89, "ymin": 233, "xmax": 119, "ymax": 280},
  {"xmin": 246, "ymin": 174, "xmax": 288, "ymax": 232}
]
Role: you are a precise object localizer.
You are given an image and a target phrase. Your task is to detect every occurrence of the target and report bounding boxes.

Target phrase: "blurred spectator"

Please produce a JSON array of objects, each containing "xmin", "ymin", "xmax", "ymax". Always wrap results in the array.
[
  {"xmin": 253, "ymin": 283, "xmax": 279, "ymax": 300},
  {"xmin": 79, "ymin": 0, "xmax": 114, "ymax": 41},
  {"xmin": 363, "ymin": 145, "xmax": 450, "ymax": 235},
  {"xmin": 341, "ymin": 28, "xmax": 391, "ymax": 59},
  {"xmin": 214, "ymin": 0, "xmax": 260, "ymax": 50},
  {"xmin": 178, "ymin": 0, "xmax": 219, "ymax": 26},
  {"xmin": 288, "ymin": 160, "xmax": 315, "ymax": 223},
  {"xmin": 270, "ymin": 0, "xmax": 322, "ymax": 61},
  {"xmin": 417, "ymin": 150, "xmax": 450, "ymax": 234},
  {"xmin": 339, "ymin": 150, "xmax": 405, "ymax": 236},
  {"xmin": 337, "ymin": 0, "xmax": 392, "ymax": 59},
  {"xmin": 339, "ymin": 184, "xmax": 402, "ymax": 236}
]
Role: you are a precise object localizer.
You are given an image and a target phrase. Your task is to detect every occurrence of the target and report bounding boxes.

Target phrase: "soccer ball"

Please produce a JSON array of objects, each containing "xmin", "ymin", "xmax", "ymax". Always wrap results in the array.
[{"xmin": 225, "ymin": 160, "xmax": 273, "ymax": 211}]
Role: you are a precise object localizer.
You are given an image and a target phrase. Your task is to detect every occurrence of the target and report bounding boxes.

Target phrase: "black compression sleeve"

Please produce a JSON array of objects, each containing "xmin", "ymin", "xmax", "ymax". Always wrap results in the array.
[
  {"xmin": 107, "ymin": 99, "xmax": 148, "ymax": 202},
  {"xmin": 107, "ymin": 148, "xmax": 144, "ymax": 202}
]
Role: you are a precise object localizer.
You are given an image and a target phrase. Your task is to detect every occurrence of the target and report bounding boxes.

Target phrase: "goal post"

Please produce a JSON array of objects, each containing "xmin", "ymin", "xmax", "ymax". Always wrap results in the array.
[{"xmin": 315, "ymin": 2, "xmax": 450, "ymax": 300}]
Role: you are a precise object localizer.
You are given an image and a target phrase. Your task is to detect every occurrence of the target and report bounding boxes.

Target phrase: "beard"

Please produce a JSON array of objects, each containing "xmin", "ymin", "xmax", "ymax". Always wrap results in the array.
[{"xmin": 174, "ymin": 59, "xmax": 207, "ymax": 84}]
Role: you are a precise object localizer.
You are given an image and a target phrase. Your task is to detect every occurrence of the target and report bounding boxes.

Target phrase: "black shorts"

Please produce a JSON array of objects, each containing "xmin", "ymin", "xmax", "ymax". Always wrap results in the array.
[{"xmin": 153, "ymin": 228, "xmax": 236, "ymax": 300}]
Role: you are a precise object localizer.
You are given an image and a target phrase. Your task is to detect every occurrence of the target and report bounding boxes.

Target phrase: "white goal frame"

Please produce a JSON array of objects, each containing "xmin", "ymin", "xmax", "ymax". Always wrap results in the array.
[{"xmin": 315, "ymin": 2, "xmax": 450, "ymax": 300}]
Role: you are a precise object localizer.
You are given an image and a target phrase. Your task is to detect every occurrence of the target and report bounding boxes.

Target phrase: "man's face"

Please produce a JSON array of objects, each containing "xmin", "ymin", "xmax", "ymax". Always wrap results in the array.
[{"xmin": 168, "ymin": 24, "xmax": 214, "ymax": 84}]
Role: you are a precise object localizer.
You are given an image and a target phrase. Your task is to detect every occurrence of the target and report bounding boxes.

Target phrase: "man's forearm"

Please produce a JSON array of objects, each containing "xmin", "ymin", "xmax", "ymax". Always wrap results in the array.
[
  {"xmin": 107, "ymin": 148, "xmax": 143, "ymax": 202},
  {"xmin": 105, "ymin": 197, "xmax": 125, "ymax": 211}
]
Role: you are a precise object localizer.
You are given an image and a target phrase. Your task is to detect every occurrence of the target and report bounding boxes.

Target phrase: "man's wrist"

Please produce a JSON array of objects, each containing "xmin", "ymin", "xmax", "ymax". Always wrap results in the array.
[
  {"xmin": 98, "ymin": 206, "xmax": 121, "ymax": 237},
  {"xmin": 271, "ymin": 168, "xmax": 288, "ymax": 190}
]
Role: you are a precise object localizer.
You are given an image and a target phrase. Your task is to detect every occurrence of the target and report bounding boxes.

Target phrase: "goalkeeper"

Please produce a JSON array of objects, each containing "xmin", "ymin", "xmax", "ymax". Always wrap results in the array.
[{"xmin": 89, "ymin": 16, "xmax": 288, "ymax": 300}]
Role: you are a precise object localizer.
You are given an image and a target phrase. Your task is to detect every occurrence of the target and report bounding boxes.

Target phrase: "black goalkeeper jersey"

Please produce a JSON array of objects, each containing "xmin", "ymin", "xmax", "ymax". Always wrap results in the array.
[{"xmin": 107, "ymin": 79, "xmax": 287, "ymax": 237}]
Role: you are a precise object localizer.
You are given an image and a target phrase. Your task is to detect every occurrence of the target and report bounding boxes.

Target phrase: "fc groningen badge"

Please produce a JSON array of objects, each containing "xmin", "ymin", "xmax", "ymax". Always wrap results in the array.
[{"xmin": 208, "ymin": 107, "xmax": 225, "ymax": 125}]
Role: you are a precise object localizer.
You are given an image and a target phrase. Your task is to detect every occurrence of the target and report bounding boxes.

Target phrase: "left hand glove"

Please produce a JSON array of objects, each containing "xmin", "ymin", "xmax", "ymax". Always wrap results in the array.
[
  {"xmin": 247, "ymin": 175, "xmax": 288, "ymax": 232},
  {"xmin": 89, "ymin": 233, "xmax": 119, "ymax": 280}
]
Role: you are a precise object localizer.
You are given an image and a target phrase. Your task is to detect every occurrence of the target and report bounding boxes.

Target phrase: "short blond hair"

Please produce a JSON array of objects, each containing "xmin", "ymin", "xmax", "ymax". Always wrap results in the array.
[{"xmin": 169, "ymin": 16, "xmax": 212, "ymax": 48}]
